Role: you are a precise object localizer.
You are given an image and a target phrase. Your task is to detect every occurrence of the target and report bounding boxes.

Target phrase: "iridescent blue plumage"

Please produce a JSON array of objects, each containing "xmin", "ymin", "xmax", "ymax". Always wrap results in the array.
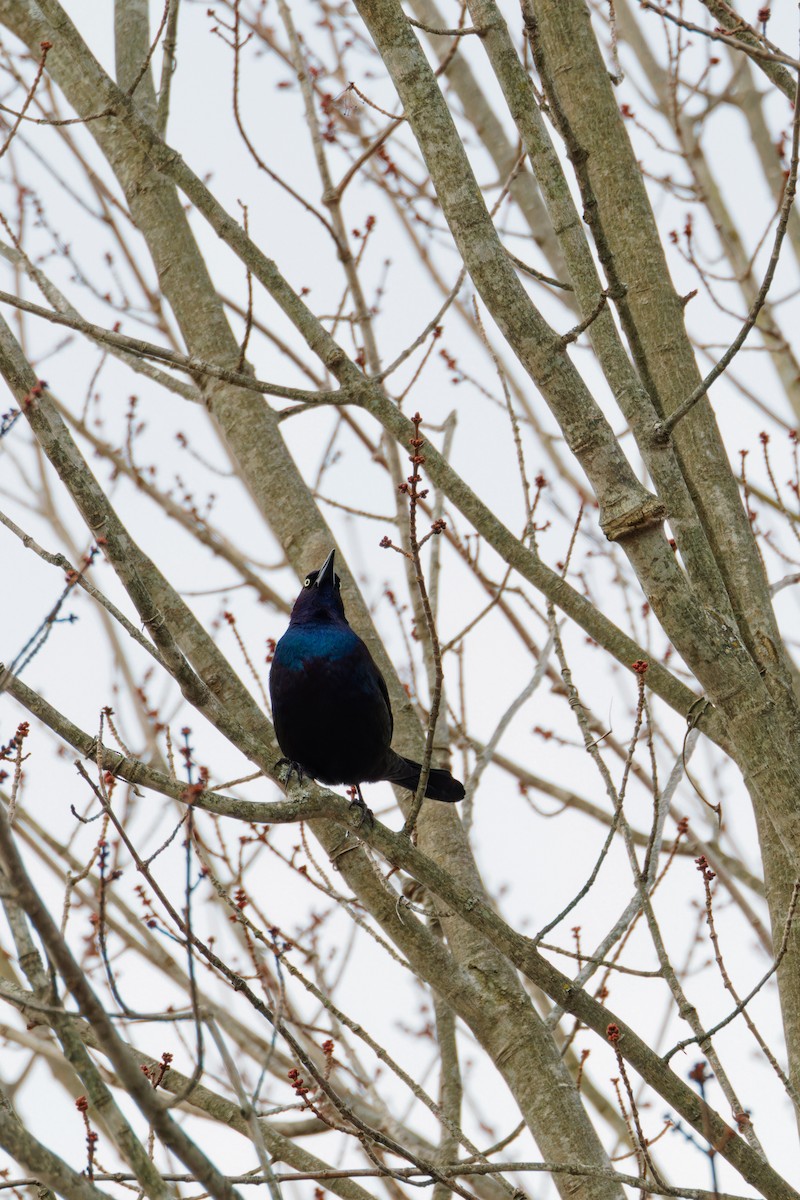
[
  {"xmin": 274, "ymin": 623, "xmax": 361, "ymax": 670},
  {"xmin": 269, "ymin": 549, "xmax": 465, "ymax": 809}
]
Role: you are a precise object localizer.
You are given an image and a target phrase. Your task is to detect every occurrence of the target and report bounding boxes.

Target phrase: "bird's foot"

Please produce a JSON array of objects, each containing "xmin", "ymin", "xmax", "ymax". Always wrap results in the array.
[
  {"xmin": 276, "ymin": 758, "xmax": 305, "ymax": 786},
  {"xmin": 347, "ymin": 785, "xmax": 374, "ymax": 829}
]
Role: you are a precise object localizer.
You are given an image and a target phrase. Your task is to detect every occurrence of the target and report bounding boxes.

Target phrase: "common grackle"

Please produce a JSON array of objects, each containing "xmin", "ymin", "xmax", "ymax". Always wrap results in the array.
[{"xmin": 269, "ymin": 549, "xmax": 465, "ymax": 817}]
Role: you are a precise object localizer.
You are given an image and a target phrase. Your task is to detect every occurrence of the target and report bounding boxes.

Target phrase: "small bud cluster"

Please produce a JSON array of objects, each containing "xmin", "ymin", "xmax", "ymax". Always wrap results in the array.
[
  {"xmin": 178, "ymin": 727, "xmax": 210, "ymax": 802},
  {"xmin": 64, "ymin": 544, "xmax": 99, "ymax": 586},
  {"xmin": 21, "ymin": 379, "xmax": 47, "ymax": 410},
  {"xmin": 695, "ymin": 855, "xmax": 716, "ymax": 883},
  {"xmin": 182, "ymin": 766, "xmax": 210, "ymax": 804},
  {"xmin": 75, "ymin": 1096, "xmax": 99, "ymax": 1177},
  {"xmin": 141, "ymin": 1051, "xmax": 173, "ymax": 1089},
  {"xmin": 288, "ymin": 1067, "xmax": 312, "ymax": 1105},
  {"xmin": 268, "ymin": 925, "xmax": 294, "ymax": 953},
  {"xmin": 322, "ymin": 1038, "xmax": 335, "ymax": 1079},
  {"xmin": 0, "ymin": 722, "xmax": 29, "ymax": 763}
]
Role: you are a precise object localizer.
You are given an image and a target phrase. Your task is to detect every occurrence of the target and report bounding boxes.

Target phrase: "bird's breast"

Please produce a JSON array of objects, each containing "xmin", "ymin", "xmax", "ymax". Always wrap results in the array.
[{"xmin": 273, "ymin": 623, "xmax": 358, "ymax": 671}]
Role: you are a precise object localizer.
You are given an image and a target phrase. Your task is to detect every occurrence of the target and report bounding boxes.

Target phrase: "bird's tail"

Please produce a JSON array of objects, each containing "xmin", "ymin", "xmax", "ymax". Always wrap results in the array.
[{"xmin": 385, "ymin": 754, "xmax": 465, "ymax": 802}]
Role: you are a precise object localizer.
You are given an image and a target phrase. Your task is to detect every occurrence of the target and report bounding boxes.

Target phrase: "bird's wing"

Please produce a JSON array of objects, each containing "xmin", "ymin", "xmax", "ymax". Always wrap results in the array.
[
  {"xmin": 375, "ymin": 661, "xmax": 393, "ymax": 741},
  {"xmin": 353, "ymin": 639, "xmax": 393, "ymax": 741}
]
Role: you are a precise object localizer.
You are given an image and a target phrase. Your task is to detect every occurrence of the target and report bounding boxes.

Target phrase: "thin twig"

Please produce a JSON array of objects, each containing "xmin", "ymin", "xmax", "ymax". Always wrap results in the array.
[{"xmin": 658, "ymin": 65, "xmax": 800, "ymax": 435}]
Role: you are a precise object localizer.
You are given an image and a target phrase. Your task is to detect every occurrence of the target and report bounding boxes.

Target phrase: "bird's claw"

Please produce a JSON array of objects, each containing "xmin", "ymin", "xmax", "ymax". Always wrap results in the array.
[
  {"xmin": 348, "ymin": 787, "xmax": 373, "ymax": 829},
  {"xmin": 276, "ymin": 758, "xmax": 305, "ymax": 786}
]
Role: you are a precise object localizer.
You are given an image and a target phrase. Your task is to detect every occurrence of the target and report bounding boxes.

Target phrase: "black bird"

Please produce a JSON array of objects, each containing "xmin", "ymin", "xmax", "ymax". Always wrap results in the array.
[{"xmin": 269, "ymin": 549, "xmax": 465, "ymax": 815}]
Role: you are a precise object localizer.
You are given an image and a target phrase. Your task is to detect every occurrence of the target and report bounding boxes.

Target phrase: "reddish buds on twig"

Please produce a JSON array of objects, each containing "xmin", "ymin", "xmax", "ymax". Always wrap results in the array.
[
  {"xmin": 695, "ymin": 855, "xmax": 716, "ymax": 883},
  {"xmin": 75, "ymin": 1095, "xmax": 98, "ymax": 1177},
  {"xmin": 288, "ymin": 1067, "xmax": 312, "ymax": 1104},
  {"xmin": 141, "ymin": 1052, "xmax": 173, "ymax": 1089},
  {"xmin": 21, "ymin": 379, "xmax": 47, "ymax": 410}
]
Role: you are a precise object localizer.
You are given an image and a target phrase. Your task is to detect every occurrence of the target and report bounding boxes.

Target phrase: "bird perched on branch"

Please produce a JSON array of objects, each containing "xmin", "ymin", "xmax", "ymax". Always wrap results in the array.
[{"xmin": 269, "ymin": 549, "xmax": 465, "ymax": 818}]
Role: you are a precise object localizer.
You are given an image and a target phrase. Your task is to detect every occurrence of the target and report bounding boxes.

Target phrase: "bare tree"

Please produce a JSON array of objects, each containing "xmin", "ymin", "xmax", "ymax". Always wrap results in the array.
[{"xmin": 0, "ymin": 2, "xmax": 798, "ymax": 1199}]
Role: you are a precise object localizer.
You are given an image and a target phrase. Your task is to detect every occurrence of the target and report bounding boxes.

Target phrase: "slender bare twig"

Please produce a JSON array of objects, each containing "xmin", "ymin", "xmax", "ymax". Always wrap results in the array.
[{"xmin": 659, "ymin": 64, "xmax": 800, "ymax": 434}]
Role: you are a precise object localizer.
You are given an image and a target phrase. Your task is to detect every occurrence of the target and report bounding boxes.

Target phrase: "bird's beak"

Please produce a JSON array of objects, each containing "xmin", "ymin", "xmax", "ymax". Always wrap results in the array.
[{"xmin": 316, "ymin": 548, "xmax": 336, "ymax": 588}]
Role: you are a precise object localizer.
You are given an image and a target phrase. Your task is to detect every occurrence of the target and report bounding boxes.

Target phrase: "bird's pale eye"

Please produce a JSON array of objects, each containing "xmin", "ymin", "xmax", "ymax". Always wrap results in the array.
[{"xmin": 304, "ymin": 578, "xmax": 312, "ymax": 588}]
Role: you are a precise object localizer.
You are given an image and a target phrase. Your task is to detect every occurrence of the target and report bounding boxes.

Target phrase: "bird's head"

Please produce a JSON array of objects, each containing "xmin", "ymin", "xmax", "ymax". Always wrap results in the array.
[{"xmin": 290, "ymin": 549, "xmax": 347, "ymax": 623}]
